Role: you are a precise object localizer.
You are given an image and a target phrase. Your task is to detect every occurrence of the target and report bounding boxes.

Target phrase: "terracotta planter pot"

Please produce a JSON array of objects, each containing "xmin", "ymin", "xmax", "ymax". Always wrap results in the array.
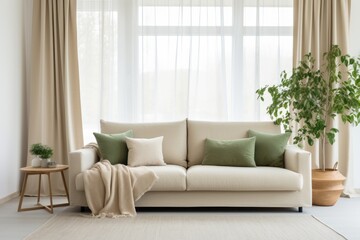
[{"xmin": 312, "ymin": 169, "xmax": 346, "ymax": 206}]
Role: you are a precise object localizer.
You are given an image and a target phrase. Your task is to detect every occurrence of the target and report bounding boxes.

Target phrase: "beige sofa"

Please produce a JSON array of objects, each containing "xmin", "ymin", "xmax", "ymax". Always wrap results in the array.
[{"xmin": 68, "ymin": 119, "xmax": 312, "ymax": 212}]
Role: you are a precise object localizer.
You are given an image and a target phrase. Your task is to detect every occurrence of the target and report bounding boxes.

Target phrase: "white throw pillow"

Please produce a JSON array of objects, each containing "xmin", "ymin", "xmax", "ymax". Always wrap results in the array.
[{"xmin": 126, "ymin": 136, "xmax": 166, "ymax": 167}]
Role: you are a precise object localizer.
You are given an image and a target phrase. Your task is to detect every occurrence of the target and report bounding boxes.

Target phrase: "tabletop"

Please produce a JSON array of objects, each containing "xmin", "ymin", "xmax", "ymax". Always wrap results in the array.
[{"xmin": 20, "ymin": 165, "xmax": 69, "ymax": 173}]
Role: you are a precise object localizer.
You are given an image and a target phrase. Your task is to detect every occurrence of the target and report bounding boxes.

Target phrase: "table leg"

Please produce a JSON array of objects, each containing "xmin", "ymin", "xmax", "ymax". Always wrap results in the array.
[
  {"xmin": 37, "ymin": 173, "xmax": 42, "ymax": 204},
  {"xmin": 47, "ymin": 173, "xmax": 54, "ymax": 213},
  {"xmin": 60, "ymin": 170, "xmax": 70, "ymax": 203},
  {"xmin": 17, "ymin": 173, "xmax": 28, "ymax": 212}
]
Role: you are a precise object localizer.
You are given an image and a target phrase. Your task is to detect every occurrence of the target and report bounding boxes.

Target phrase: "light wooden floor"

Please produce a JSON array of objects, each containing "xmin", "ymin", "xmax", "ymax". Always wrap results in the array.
[{"xmin": 1, "ymin": 196, "xmax": 359, "ymax": 239}]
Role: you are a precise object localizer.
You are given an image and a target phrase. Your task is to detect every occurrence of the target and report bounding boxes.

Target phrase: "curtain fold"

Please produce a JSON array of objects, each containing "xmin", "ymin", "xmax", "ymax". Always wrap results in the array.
[
  {"xmin": 293, "ymin": 0, "xmax": 355, "ymax": 195},
  {"xmin": 26, "ymin": 0, "xmax": 83, "ymax": 195}
]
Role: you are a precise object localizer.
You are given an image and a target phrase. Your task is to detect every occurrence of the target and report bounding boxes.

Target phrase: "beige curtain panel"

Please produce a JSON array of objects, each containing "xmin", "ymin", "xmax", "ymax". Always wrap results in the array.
[
  {"xmin": 293, "ymin": 0, "xmax": 352, "ymax": 191},
  {"xmin": 26, "ymin": 0, "xmax": 83, "ymax": 195}
]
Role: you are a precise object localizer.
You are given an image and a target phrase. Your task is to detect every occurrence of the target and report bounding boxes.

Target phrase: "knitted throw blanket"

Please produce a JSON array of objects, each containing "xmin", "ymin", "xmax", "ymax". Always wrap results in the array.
[{"xmin": 83, "ymin": 160, "xmax": 158, "ymax": 217}]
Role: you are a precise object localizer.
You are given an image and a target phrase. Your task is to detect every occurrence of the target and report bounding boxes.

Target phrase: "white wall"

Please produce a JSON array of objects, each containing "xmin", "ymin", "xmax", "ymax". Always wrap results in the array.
[
  {"xmin": 0, "ymin": 0, "xmax": 26, "ymax": 200},
  {"xmin": 349, "ymin": 0, "xmax": 360, "ymax": 189},
  {"xmin": 349, "ymin": 1, "xmax": 360, "ymax": 55}
]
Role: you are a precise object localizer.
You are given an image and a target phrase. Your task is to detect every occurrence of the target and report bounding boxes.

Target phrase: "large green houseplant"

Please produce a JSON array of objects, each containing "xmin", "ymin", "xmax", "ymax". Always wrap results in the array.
[{"xmin": 256, "ymin": 45, "xmax": 360, "ymax": 205}]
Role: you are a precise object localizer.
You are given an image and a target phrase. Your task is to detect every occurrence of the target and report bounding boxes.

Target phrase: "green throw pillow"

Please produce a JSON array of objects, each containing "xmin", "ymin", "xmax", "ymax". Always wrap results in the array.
[
  {"xmin": 248, "ymin": 130, "xmax": 291, "ymax": 168},
  {"xmin": 93, "ymin": 130, "xmax": 133, "ymax": 165},
  {"xmin": 202, "ymin": 137, "xmax": 256, "ymax": 167}
]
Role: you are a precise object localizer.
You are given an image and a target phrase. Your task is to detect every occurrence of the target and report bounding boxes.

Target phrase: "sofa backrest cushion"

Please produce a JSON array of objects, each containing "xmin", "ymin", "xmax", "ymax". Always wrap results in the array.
[
  {"xmin": 187, "ymin": 120, "xmax": 280, "ymax": 167},
  {"xmin": 101, "ymin": 119, "xmax": 187, "ymax": 167}
]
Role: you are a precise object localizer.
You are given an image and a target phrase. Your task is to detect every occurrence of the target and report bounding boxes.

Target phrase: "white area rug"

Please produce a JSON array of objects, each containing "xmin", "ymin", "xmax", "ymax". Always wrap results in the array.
[{"xmin": 25, "ymin": 212, "xmax": 345, "ymax": 240}]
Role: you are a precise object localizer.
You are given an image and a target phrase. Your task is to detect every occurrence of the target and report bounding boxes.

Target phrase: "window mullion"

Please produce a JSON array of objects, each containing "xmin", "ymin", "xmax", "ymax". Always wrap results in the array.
[
  {"xmin": 254, "ymin": 0, "xmax": 260, "ymax": 121},
  {"xmin": 231, "ymin": 0, "xmax": 244, "ymax": 120}
]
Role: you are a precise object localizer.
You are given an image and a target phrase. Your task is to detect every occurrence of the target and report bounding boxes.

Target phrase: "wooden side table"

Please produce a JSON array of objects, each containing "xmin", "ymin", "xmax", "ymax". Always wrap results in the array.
[{"xmin": 18, "ymin": 165, "xmax": 70, "ymax": 213}]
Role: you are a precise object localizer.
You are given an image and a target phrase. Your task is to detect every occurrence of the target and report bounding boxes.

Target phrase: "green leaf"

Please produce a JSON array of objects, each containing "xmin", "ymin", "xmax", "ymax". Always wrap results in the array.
[
  {"xmin": 341, "ymin": 56, "xmax": 346, "ymax": 63},
  {"xmin": 356, "ymin": 78, "xmax": 360, "ymax": 86},
  {"xmin": 275, "ymin": 118, "xmax": 282, "ymax": 125},
  {"xmin": 326, "ymin": 132, "xmax": 336, "ymax": 145},
  {"xmin": 341, "ymin": 115, "xmax": 347, "ymax": 123},
  {"xmin": 330, "ymin": 128, "xmax": 339, "ymax": 133},
  {"xmin": 307, "ymin": 137, "xmax": 314, "ymax": 146}
]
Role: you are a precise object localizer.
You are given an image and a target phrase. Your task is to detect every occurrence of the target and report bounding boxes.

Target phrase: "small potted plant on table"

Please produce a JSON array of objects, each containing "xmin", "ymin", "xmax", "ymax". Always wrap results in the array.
[
  {"xmin": 29, "ymin": 143, "xmax": 43, "ymax": 167},
  {"xmin": 39, "ymin": 145, "xmax": 54, "ymax": 168},
  {"xmin": 29, "ymin": 143, "xmax": 54, "ymax": 168}
]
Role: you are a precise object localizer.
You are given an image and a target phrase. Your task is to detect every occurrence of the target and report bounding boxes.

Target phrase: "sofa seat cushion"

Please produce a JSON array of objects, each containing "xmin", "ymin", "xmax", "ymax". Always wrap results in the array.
[
  {"xmin": 145, "ymin": 165, "xmax": 186, "ymax": 191},
  {"xmin": 75, "ymin": 164, "xmax": 186, "ymax": 192},
  {"xmin": 186, "ymin": 165, "xmax": 303, "ymax": 191}
]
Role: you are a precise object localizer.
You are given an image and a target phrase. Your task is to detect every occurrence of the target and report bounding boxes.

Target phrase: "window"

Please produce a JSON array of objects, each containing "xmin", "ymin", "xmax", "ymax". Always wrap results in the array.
[{"xmin": 77, "ymin": 0, "xmax": 293, "ymax": 143}]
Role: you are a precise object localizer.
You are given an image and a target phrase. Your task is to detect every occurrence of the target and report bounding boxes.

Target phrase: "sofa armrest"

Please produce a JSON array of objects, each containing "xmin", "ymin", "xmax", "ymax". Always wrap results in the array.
[
  {"xmin": 69, "ymin": 148, "xmax": 98, "ymax": 174},
  {"xmin": 284, "ymin": 145, "xmax": 311, "ymax": 173},
  {"xmin": 68, "ymin": 148, "xmax": 99, "ymax": 205},
  {"xmin": 284, "ymin": 145, "xmax": 312, "ymax": 207}
]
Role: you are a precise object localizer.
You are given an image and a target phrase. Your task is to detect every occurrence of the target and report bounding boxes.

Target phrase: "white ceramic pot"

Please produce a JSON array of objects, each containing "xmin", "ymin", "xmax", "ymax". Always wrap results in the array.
[
  {"xmin": 41, "ymin": 158, "xmax": 50, "ymax": 168},
  {"xmin": 31, "ymin": 157, "xmax": 41, "ymax": 167}
]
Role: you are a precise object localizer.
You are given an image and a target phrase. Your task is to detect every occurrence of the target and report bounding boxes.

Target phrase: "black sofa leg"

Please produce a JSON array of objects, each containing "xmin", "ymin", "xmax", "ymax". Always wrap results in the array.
[
  {"xmin": 81, "ymin": 206, "xmax": 89, "ymax": 212},
  {"xmin": 298, "ymin": 207, "xmax": 303, "ymax": 213}
]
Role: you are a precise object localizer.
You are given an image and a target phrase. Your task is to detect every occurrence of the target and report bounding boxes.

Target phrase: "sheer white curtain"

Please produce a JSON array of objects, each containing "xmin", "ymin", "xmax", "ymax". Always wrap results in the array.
[
  {"xmin": 348, "ymin": 127, "xmax": 360, "ymax": 196},
  {"xmin": 77, "ymin": 0, "xmax": 293, "ymax": 143},
  {"xmin": 347, "ymin": 1, "xmax": 360, "ymax": 197}
]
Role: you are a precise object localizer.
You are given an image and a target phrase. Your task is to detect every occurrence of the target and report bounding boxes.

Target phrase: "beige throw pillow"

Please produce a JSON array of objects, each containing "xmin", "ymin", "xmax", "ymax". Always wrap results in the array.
[{"xmin": 126, "ymin": 136, "xmax": 166, "ymax": 167}]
